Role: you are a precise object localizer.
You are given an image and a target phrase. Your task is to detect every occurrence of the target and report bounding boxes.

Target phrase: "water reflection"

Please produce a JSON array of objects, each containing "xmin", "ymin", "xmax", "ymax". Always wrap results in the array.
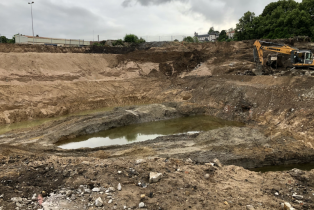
[{"xmin": 56, "ymin": 115, "xmax": 244, "ymax": 149}]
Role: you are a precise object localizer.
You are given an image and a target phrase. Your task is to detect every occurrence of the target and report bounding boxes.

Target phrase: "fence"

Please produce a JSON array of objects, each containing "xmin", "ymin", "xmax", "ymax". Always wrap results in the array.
[{"xmin": 14, "ymin": 35, "xmax": 90, "ymax": 46}]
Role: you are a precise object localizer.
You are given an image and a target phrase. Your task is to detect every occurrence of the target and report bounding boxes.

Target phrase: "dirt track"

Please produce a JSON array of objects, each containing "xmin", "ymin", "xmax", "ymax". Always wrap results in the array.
[{"xmin": 1, "ymin": 41, "xmax": 314, "ymax": 209}]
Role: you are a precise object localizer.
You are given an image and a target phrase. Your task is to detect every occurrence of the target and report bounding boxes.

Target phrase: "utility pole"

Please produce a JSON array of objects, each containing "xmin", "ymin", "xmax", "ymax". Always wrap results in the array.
[{"xmin": 28, "ymin": 2, "xmax": 35, "ymax": 45}]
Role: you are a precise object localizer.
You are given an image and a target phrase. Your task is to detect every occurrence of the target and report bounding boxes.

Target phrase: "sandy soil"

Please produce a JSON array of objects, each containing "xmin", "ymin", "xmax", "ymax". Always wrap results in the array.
[{"xmin": 1, "ymin": 40, "xmax": 314, "ymax": 209}]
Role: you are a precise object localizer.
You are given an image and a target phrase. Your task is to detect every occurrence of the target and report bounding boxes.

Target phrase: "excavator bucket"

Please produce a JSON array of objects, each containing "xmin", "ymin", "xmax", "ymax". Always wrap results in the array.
[{"xmin": 253, "ymin": 47, "xmax": 259, "ymax": 63}]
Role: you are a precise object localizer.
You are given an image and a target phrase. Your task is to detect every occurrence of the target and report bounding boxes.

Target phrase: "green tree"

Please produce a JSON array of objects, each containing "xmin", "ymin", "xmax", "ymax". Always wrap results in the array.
[
  {"xmin": 208, "ymin": 27, "xmax": 215, "ymax": 34},
  {"xmin": 0, "ymin": 36, "xmax": 8, "ymax": 43},
  {"xmin": 218, "ymin": 30, "xmax": 228, "ymax": 41},
  {"xmin": 234, "ymin": 11, "xmax": 256, "ymax": 41},
  {"xmin": 124, "ymin": 34, "xmax": 146, "ymax": 43},
  {"xmin": 183, "ymin": 36, "xmax": 194, "ymax": 43}
]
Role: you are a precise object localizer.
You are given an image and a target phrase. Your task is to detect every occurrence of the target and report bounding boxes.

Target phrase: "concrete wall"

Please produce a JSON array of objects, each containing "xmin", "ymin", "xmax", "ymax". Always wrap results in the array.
[{"xmin": 14, "ymin": 35, "xmax": 90, "ymax": 46}]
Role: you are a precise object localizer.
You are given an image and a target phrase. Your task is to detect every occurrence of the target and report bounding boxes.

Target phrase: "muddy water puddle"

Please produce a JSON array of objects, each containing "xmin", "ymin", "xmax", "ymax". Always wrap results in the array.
[
  {"xmin": 252, "ymin": 163, "xmax": 314, "ymax": 173},
  {"xmin": 56, "ymin": 115, "xmax": 244, "ymax": 149}
]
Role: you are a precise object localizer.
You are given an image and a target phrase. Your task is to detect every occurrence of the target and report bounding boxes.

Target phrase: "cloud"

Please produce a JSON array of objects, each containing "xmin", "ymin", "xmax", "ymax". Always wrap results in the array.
[{"xmin": 0, "ymin": 0, "xmax": 303, "ymax": 41}]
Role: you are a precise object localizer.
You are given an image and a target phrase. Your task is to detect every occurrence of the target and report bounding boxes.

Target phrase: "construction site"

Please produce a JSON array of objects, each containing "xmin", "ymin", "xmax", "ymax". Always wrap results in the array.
[{"xmin": 1, "ymin": 39, "xmax": 314, "ymax": 210}]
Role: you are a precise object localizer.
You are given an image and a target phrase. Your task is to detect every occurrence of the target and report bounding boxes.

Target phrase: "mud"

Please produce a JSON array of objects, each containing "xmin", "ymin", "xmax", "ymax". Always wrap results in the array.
[{"xmin": 1, "ymin": 40, "xmax": 314, "ymax": 209}]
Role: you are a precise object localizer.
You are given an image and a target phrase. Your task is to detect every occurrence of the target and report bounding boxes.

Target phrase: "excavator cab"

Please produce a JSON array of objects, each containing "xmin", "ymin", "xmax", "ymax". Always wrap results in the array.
[{"xmin": 291, "ymin": 50, "xmax": 313, "ymax": 65}]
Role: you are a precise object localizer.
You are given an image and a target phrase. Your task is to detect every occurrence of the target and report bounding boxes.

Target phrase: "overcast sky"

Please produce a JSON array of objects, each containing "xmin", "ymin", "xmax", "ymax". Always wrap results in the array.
[{"xmin": 0, "ymin": 0, "xmax": 302, "ymax": 41}]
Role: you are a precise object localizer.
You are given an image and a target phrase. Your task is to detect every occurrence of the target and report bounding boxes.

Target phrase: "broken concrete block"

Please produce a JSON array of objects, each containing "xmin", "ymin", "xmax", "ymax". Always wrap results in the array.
[{"xmin": 149, "ymin": 172, "xmax": 163, "ymax": 183}]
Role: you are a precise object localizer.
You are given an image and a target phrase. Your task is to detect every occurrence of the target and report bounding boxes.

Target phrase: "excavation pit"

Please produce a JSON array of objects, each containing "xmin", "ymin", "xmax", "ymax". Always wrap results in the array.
[{"xmin": 56, "ymin": 115, "xmax": 244, "ymax": 149}]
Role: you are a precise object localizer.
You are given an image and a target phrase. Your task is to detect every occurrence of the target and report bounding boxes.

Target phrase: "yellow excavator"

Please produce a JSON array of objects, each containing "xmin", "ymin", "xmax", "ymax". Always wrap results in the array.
[{"xmin": 253, "ymin": 40, "xmax": 314, "ymax": 69}]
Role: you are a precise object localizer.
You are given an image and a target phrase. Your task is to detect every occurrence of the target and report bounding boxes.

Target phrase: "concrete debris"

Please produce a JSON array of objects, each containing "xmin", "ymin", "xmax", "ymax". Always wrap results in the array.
[
  {"xmin": 92, "ymin": 188, "xmax": 100, "ymax": 192},
  {"xmin": 135, "ymin": 159, "xmax": 146, "ymax": 164},
  {"xmin": 149, "ymin": 172, "xmax": 163, "ymax": 183},
  {"xmin": 95, "ymin": 197, "xmax": 103, "ymax": 207},
  {"xmin": 117, "ymin": 183, "xmax": 122, "ymax": 191},
  {"xmin": 246, "ymin": 205, "xmax": 255, "ymax": 210},
  {"xmin": 281, "ymin": 202, "xmax": 295, "ymax": 210},
  {"xmin": 213, "ymin": 158, "xmax": 222, "ymax": 168},
  {"xmin": 139, "ymin": 202, "xmax": 145, "ymax": 208},
  {"xmin": 292, "ymin": 193, "xmax": 303, "ymax": 200}
]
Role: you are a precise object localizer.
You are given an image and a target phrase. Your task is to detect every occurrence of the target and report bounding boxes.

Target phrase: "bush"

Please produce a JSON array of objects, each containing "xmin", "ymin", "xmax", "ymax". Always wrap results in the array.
[
  {"xmin": 183, "ymin": 36, "xmax": 194, "ymax": 43},
  {"xmin": 112, "ymin": 39, "xmax": 124, "ymax": 46},
  {"xmin": 174, "ymin": 39, "xmax": 179, "ymax": 42},
  {"xmin": 137, "ymin": 37, "xmax": 146, "ymax": 43},
  {"xmin": 124, "ymin": 34, "xmax": 146, "ymax": 43}
]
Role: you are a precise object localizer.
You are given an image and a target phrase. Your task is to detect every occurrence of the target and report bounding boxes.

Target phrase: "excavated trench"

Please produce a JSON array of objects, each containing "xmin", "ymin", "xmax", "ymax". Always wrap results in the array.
[{"xmin": 2, "ymin": 41, "xmax": 314, "ymax": 209}]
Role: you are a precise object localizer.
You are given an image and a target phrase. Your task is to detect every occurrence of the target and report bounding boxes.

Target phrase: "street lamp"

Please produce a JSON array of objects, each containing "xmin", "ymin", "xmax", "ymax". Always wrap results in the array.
[{"xmin": 28, "ymin": 2, "xmax": 35, "ymax": 44}]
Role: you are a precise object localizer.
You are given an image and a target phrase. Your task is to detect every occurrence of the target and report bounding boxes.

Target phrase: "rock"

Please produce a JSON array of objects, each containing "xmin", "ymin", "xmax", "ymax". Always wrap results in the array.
[
  {"xmin": 118, "ymin": 171, "xmax": 122, "ymax": 174},
  {"xmin": 139, "ymin": 202, "xmax": 145, "ymax": 208},
  {"xmin": 0, "ymin": 194, "xmax": 3, "ymax": 198},
  {"xmin": 15, "ymin": 202, "xmax": 24, "ymax": 208},
  {"xmin": 135, "ymin": 159, "xmax": 146, "ymax": 164},
  {"xmin": 95, "ymin": 197, "xmax": 103, "ymax": 207},
  {"xmin": 292, "ymin": 194, "xmax": 303, "ymax": 200},
  {"xmin": 108, "ymin": 199, "xmax": 113, "ymax": 204},
  {"xmin": 84, "ymin": 188, "xmax": 91, "ymax": 194},
  {"xmin": 213, "ymin": 158, "xmax": 222, "ymax": 168},
  {"xmin": 81, "ymin": 161, "xmax": 90, "ymax": 165},
  {"xmin": 275, "ymin": 192, "xmax": 279, "ymax": 196},
  {"xmin": 11, "ymin": 197, "xmax": 23, "ymax": 202},
  {"xmin": 109, "ymin": 187, "xmax": 116, "ymax": 192},
  {"xmin": 185, "ymin": 158, "xmax": 193, "ymax": 164},
  {"xmin": 289, "ymin": 168, "xmax": 305, "ymax": 178},
  {"xmin": 117, "ymin": 183, "xmax": 122, "ymax": 191},
  {"xmin": 92, "ymin": 188, "xmax": 100, "ymax": 192},
  {"xmin": 281, "ymin": 202, "xmax": 295, "ymax": 210},
  {"xmin": 204, "ymin": 174, "xmax": 210, "ymax": 179},
  {"xmin": 149, "ymin": 172, "xmax": 163, "ymax": 183},
  {"xmin": 246, "ymin": 205, "xmax": 255, "ymax": 210},
  {"xmin": 66, "ymin": 190, "xmax": 72, "ymax": 197},
  {"xmin": 141, "ymin": 194, "xmax": 146, "ymax": 199}
]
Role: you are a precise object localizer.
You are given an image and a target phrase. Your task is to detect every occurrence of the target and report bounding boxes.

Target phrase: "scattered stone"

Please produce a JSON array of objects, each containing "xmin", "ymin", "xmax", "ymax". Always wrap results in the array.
[
  {"xmin": 135, "ymin": 159, "xmax": 146, "ymax": 164},
  {"xmin": 139, "ymin": 202, "xmax": 145, "ymax": 208},
  {"xmin": 117, "ymin": 183, "xmax": 122, "ymax": 191},
  {"xmin": 281, "ymin": 202, "xmax": 295, "ymax": 210},
  {"xmin": 0, "ymin": 194, "xmax": 3, "ymax": 198},
  {"xmin": 246, "ymin": 205, "xmax": 255, "ymax": 210},
  {"xmin": 204, "ymin": 174, "xmax": 210, "ymax": 179},
  {"xmin": 141, "ymin": 194, "xmax": 146, "ymax": 199},
  {"xmin": 66, "ymin": 190, "xmax": 72, "ymax": 197},
  {"xmin": 289, "ymin": 168, "xmax": 305, "ymax": 177},
  {"xmin": 185, "ymin": 158, "xmax": 193, "ymax": 164},
  {"xmin": 149, "ymin": 172, "xmax": 163, "ymax": 183},
  {"xmin": 213, "ymin": 158, "xmax": 222, "ymax": 168},
  {"xmin": 84, "ymin": 188, "xmax": 91, "ymax": 194},
  {"xmin": 92, "ymin": 188, "xmax": 100, "ymax": 192},
  {"xmin": 82, "ymin": 161, "xmax": 90, "ymax": 165},
  {"xmin": 95, "ymin": 197, "xmax": 103, "ymax": 207},
  {"xmin": 292, "ymin": 194, "xmax": 303, "ymax": 200},
  {"xmin": 118, "ymin": 171, "xmax": 122, "ymax": 174},
  {"xmin": 11, "ymin": 197, "xmax": 23, "ymax": 203},
  {"xmin": 108, "ymin": 199, "xmax": 113, "ymax": 204},
  {"xmin": 275, "ymin": 192, "xmax": 279, "ymax": 196},
  {"xmin": 109, "ymin": 187, "xmax": 116, "ymax": 192}
]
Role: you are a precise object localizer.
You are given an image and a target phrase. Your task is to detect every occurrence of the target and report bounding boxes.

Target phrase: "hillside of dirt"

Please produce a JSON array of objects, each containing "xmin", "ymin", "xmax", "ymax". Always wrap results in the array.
[{"xmin": 1, "ymin": 40, "xmax": 314, "ymax": 209}]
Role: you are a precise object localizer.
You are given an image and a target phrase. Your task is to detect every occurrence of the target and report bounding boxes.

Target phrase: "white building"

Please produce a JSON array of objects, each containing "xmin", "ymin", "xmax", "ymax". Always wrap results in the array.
[
  {"xmin": 14, "ymin": 34, "xmax": 90, "ymax": 46},
  {"xmin": 194, "ymin": 32, "xmax": 219, "ymax": 42}
]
